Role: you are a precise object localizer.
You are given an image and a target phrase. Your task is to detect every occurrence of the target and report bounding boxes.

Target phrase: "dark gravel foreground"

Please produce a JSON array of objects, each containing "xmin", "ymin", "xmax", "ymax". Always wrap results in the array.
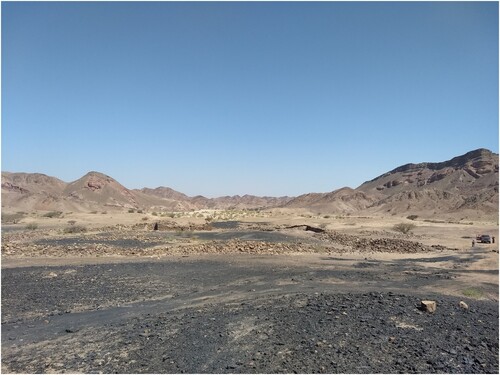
[
  {"xmin": 2, "ymin": 292, "xmax": 498, "ymax": 374},
  {"xmin": 1, "ymin": 255, "xmax": 498, "ymax": 374},
  {"xmin": 136, "ymin": 293, "xmax": 499, "ymax": 374}
]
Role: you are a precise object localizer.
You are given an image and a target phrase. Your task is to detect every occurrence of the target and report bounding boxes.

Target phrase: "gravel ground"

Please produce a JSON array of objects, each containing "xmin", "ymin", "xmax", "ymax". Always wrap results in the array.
[
  {"xmin": 2, "ymin": 224, "xmax": 448, "ymax": 258},
  {"xmin": 1, "ymin": 255, "xmax": 498, "ymax": 374}
]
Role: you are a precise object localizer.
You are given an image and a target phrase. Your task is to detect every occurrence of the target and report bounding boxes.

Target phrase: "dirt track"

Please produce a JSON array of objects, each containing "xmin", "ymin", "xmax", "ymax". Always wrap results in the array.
[{"xmin": 2, "ymin": 246, "xmax": 498, "ymax": 373}]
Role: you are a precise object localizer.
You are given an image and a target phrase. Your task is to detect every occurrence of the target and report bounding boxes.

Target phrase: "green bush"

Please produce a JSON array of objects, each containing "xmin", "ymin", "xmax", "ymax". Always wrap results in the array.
[
  {"xmin": 393, "ymin": 223, "xmax": 416, "ymax": 234},
  {"xmin": 462, "ymin": 287, "xmax": 484, "ymax": 299},
  {"xmin": 25, "ymin": 223, "xmax": 38, "ymax": 230},
  {"xmin": 2, "ymin": 213, "xmax": 24, "ymax": 224},
  {"xmin": 63, "ymin": 225, "xmax": 87, "ymax": 234},
  {"xmin": 43, "ymin": 211, "xmax": 63, "ymax": 218}
]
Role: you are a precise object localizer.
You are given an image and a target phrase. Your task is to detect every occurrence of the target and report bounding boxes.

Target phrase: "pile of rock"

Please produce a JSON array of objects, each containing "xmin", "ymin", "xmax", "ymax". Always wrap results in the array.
[
  {"xmin": 174, "ymin": 240, "xmax": 321, "ymax": 255},
  {"xmin": 318, "ymin": 231, "xmax": 432, "ymax": 253}
]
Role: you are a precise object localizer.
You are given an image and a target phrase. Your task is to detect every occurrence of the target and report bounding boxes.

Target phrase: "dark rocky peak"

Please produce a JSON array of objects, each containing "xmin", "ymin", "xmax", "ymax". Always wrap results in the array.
[{"xmin": 389, "ymin": 149, "xmax": 497, "ymax": 174}]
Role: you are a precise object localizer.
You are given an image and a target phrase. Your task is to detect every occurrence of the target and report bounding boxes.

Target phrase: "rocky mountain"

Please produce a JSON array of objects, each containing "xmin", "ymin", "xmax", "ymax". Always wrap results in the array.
[
  {"xmin": 204, "ymin": 195, "xmax": 292, "ymax": 210},
  {"xmin": 284, "ymin": 188, "xmax": 375, "ymax": 213},
  {"xmin": 1, "ymin": 172, "xmax": 67, "ymax": 212},
  {"xmin": 1, "ymin": 171, "xmax": 144, "ymax": 212},
  {"xmin": 138, "ymin": 187, "xmax": 190, "ymax": 202},
  {"xmin": 137, "ymin": 188, "xmax": 292, "ymax": 210},
  {"xmin": 283, "ymin": 148, "xmax": 498, "ymax": 218},
  {"xmin": 2, "ymin": 148, "xmax": 498, "ymax": 218},
  {"xmin": 357, "ymin": 148, "xmax": 498, "ymax": 217},
  {"xmin": 63, "ymin": 171, "xmax": 143, "ymax": 210},
  {"xmin": 1, "ymin": 172, "xmax": 291, "ymax": 213}
]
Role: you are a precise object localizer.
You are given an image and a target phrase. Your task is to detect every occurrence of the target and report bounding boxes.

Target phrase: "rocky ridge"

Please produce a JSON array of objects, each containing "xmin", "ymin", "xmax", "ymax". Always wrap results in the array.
[
  {"xmin": 2, "ymin": 148, "xmax": 498, "ymax": 218},
  {"xmin": 285, "ymin": 148, "xmax": 498, "ymax": 217}
]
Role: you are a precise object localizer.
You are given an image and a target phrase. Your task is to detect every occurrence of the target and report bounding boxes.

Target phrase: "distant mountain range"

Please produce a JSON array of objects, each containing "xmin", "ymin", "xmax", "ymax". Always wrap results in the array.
[{"xmin": 2, "ymin": 148, "xmax": 498, "ymax": 219}]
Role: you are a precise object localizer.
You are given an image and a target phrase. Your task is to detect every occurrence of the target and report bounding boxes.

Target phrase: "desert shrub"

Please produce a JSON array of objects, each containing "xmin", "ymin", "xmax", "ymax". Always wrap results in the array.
[
  {"xmin": 393, "ymin": 223, "xmax": 416, "ymax": 234},
  {"xmin": 2, "ymin": 213, "xmax": 24, "ymax": 224},
  {"xmin": 323, "ymin": 215, "xmax": 331, "ymax": 219},
  {"xmin": 25, "ymin": 223, "xmax": 38, "ymax": 230},
  {"xmin": 406, "ymin": 215, "xmax": 418, "ymax": 221},
  {"xmin": 462, "ymin": 287, "xmax": 484, "ymax": 299},
  {"xmin": 63, "ymin": 225, "xmax": 87, "ymax": 234},
  {"xmin": 128, "ymin": 209, "xmax": 135, "ymax": 213},
  {"xmin": 137, "ymin": 209, "xmax": 143, "ymax": 214},
  {"xmin": 152, "ymin": 212, "xmax": 158, "ymax": 216},
  {"xmin": 101, "ymin": 211, "xmax": 107, "ymax": 214},
  {"xmin": 142, "ymin": 216, "xmax": 149, "ymax": 221},
  {"xmin": 67, "ymin": 220, "xmax": 77, "ymax": 226},
  {"xmin": 90, "ymin": 211, "xmax": 98, "ymax": 214},
  {"xmin": 166, "ymin": 213, "xmax": 175, "ymax": 218},
  {"xmin": 43, "ymin": 211, "xmax": 62, "ymax": 218}
]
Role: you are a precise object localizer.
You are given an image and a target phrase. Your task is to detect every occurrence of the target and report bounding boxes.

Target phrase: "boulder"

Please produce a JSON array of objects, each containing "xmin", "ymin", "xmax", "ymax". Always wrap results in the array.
[{"xmin": 420, "ymin": 300, "xmax": 437, "ymax": 313}]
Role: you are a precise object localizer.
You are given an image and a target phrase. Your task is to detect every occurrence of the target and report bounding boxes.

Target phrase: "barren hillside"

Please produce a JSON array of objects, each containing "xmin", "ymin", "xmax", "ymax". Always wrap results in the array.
[
  {"xmin": 1, "ymin": 172, "xmax": 290, "ymax": 213},
  {"xmin": 1, "ymin": 172, "xmax": 68, "ymax": 212},
  {"xmin": 284, "ymin": 188, "xmax": 375, "ymax": 213},
  {"xmin": 282, "ymin": 148, "xmax": 498, "ymax": 219},
  {"xmin": 358, "ymin": 148, "xmax": 498, "ymax": 217},
  {"xmin": 2, "ymin": 148, "xmax": 498, "ymax": 219}
]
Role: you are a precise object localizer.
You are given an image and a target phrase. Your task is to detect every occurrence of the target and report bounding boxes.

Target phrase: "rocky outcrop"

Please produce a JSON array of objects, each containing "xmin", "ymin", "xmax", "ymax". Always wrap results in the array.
[
  {"xmin": 357, "ymin": 149, "xmax": 498, "ymax": 217},
  {"xmin": 1, "ymin": 181, "xmax": 29, "ymax": 194}
]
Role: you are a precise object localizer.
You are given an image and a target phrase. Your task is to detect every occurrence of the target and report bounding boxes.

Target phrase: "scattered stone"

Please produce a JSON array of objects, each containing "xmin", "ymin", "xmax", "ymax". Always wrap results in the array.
[
  {"xmin": 317, "ymin": 231, "xmax": 434, "ymax": 253},
  {"xmin": 459, "ymin": 301, "xmax": 469, "ymax": 310},
  {"xmin": 420, "ymin": 300, "xmax": 437, "ymax": 313}
]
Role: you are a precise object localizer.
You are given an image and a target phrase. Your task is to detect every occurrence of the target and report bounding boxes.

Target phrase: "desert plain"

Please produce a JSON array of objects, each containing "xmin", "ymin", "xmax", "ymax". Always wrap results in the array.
[
  {"xmin": 1, "ymin": 149, "xmax": 499, "ymax": 373},
  {"xmin": 1, "ymin": 208, "xmax": 498, "ymax": 373}
]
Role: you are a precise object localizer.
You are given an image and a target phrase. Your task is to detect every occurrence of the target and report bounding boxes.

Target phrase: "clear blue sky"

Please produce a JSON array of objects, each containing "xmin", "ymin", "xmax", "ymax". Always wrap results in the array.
[{"xmin": 2, "ymin": 1, "xmax": 498, "ymax": 197}]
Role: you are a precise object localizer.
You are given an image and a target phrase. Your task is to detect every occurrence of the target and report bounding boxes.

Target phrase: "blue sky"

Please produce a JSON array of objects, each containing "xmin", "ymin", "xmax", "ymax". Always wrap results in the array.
[{"xmin": 2, "ymin": 1, "xmax": 498, "ymax": 197}]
